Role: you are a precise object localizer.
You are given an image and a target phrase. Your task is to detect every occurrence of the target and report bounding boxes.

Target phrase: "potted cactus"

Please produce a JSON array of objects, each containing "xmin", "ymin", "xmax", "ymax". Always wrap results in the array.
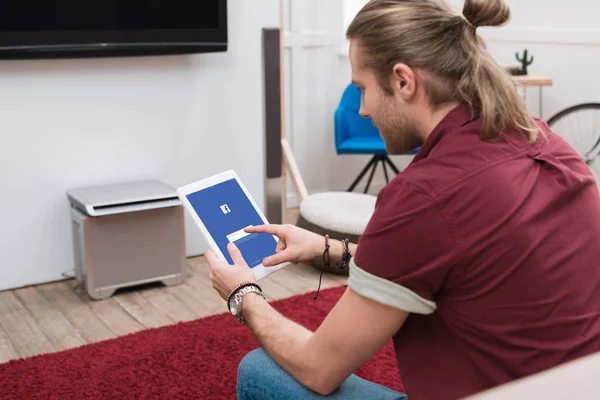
[{"xmin": 514, "ymin": 49, "xmax": 534, "ymax": 76}]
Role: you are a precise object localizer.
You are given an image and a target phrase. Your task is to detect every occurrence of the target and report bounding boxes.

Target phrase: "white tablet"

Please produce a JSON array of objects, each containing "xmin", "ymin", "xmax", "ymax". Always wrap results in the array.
[{"xmin": 176, "ymin": 170, "xmax": 288, "ymax": 280}]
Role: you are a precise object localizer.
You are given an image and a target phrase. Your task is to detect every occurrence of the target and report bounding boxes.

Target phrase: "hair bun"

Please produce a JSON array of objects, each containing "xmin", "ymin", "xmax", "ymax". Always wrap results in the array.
[{"xmin": 463, "ymin": 0, "xmax": 510, "ymax": 28}]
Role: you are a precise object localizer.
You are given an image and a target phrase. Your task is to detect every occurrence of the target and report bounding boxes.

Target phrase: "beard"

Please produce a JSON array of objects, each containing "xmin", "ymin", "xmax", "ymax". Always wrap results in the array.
[{"xmin": 373, "ymin": 98, "xmax": 422, "ymax": 155}]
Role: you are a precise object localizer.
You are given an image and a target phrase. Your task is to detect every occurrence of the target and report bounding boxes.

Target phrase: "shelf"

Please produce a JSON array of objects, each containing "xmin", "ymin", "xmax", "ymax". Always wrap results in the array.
[{"xmin": 511, "ymin": 75, "xmax": 553, "ymax": 86}]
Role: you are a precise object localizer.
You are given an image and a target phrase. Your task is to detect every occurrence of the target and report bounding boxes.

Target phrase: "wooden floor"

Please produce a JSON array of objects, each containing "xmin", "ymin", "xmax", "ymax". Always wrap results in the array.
[{"xmin": 0, "ymin": 208, "xmax": 347, "ymax": 364}]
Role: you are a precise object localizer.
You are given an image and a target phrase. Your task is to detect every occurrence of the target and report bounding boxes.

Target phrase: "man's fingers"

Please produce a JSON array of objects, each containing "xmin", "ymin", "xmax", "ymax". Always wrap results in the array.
[
  {"xmin": 245, "ymin": 224, "xmax": 283, "ymax": 236},
  {"xmin": 227, "ymin": 242, "xmax": 246, "ymax": 265}
]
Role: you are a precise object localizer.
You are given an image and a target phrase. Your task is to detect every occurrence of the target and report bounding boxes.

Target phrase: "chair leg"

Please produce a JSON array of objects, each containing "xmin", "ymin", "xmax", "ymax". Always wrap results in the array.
[
  {"xmin": 382, "ymin": 159, "xmax": 390, "ymax": 183},
  {"xmin": 384, "ymin": 156, "xmax": 400, "ymax": 174},
  {"xmin": 347, "ymin": 155, "xmax": 402, "ymax": 192},
  {"xmin": 347, "ymin": 156, "xmax": 378, "ymax": 192},
  {"xmin": 364, "ymin": 158, "xmax": 380, "ymax": 193}
]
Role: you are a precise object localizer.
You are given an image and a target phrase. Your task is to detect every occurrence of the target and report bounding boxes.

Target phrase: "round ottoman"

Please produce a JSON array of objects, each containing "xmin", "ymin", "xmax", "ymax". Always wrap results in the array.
[{"xmin": 296, "ymin": 192, "xmax": 377, "ymax": 275}]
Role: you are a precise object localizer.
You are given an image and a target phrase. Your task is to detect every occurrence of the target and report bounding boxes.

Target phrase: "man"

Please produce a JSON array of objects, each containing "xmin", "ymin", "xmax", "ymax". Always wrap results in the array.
[{"xmin": 206, "ymin": 0, "xmax": 600, "ymax": 399}]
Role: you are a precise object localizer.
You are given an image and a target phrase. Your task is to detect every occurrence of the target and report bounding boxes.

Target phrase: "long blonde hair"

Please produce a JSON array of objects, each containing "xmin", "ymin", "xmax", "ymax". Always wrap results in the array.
[{"xmin": 346, "ymin": 0, "xmax": 541, "ymax": 142}]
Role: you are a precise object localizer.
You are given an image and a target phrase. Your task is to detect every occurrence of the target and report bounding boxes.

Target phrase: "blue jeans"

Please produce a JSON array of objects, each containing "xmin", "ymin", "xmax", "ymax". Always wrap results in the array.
[{"xmin": 236, "ymin": 348, "xmax": 407, "ymax": 400}]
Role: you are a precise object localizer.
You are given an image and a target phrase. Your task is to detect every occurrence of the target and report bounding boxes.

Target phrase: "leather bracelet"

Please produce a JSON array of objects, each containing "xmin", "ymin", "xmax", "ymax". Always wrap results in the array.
[
  {"xmin": 322, "ymin": 235, "xmax": 351, "ymax": 271},
  {"xmin": 323, "ymin": 234, "xmax": 331, "ymax": 268},
  {"xmin": 339, "ymin": 238, "xmax": 351, "ymax": 271},
  {"xmin": 316, "ymin": 235, "xmax": 352, "ymax": 301}
]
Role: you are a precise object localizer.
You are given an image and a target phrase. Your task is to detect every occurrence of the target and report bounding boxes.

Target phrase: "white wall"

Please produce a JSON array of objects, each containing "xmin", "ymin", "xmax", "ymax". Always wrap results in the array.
[
  {"xmin": 283, "ymin": 0, "xmax": 600, "ymax": 204},
  {"xmin": 283, "ymin": 0, "xmax": 413, "ymax": 207},
  {"xmin": 0, "ymin": 0, "xmax": 280, "ymax": 291},
  {"xmin": 475, "ymin": 0, "xmax": 600, "ymax": 121}
]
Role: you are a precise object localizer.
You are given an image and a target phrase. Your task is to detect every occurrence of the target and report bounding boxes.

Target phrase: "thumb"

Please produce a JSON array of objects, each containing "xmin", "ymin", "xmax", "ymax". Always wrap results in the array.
[
  {"xmin": 204, "ymin": 249, "xmax": 220, "ymax": 270},
  {"xmin": 227, "ymin": 242, "xmax": 246, "ymax": 265},
  {"xmin": 276, "ymin": 239, "xmax": 287, "ymax": 252}
]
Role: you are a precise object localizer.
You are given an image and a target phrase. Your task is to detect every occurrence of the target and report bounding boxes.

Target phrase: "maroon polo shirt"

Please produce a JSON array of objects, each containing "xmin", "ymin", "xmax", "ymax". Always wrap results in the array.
[{"xmin": 352, "ymin": 103, "xmax": 600, "ymax": 399}]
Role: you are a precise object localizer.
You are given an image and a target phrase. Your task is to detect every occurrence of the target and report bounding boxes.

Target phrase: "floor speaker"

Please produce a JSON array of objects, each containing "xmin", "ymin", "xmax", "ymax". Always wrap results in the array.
[{"xmin": 262, "ymin": 27, "xmax": 283, "ymax": 224}]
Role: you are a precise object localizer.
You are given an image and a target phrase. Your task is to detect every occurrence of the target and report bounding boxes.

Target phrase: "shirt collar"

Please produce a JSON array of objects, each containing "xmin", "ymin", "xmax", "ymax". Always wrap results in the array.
[{"xmin": 411, "ymin": 103, "xmax": 477, "ymax": 163}]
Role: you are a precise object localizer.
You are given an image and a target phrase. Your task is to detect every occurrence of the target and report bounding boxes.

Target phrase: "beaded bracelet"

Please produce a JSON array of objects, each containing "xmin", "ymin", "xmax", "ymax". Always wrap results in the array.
[
  {"xmin": 316, "ymin": 235, "xmax": 352, "ymax": 300},
  {"xmin": 322, "ymin": 235, "xmax": 351, "ymax": 271}
]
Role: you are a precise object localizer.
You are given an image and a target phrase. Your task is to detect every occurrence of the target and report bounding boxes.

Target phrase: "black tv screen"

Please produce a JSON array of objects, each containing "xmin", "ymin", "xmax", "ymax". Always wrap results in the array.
[{"xmin": 0, "ymin": 0, "xmax": 228, "ymax": 59}]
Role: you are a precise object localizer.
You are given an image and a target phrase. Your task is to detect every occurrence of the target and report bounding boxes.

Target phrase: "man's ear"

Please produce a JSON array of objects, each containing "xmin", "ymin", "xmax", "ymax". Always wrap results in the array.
[{"xmin": 391, "ymin": 63, "xmax": 417, "ymax": 100}]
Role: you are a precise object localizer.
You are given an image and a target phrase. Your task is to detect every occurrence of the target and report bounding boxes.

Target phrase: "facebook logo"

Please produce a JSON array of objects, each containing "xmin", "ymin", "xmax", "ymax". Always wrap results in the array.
[{"xmin": 220, "ymin": 204, "xmax": 231, "ymax": 214}]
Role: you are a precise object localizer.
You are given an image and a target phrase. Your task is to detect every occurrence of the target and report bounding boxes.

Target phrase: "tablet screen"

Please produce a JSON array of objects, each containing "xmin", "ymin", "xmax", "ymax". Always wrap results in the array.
[{"xmin": 185, "ymin": 178, "xmax": 277, "ymax": 268}]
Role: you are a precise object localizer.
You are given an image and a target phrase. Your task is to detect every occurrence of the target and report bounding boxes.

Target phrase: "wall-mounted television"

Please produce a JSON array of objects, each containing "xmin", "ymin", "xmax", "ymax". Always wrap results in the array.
[{"xmin": 0, "ymin": 0, "xmax": 228, "ymax": 59}]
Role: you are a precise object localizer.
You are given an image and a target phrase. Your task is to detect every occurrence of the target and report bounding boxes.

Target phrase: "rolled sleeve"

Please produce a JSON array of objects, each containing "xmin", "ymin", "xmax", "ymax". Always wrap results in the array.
[{"xmin": 352, "ymin": 178, "xmax": 458, "ymax": 311}]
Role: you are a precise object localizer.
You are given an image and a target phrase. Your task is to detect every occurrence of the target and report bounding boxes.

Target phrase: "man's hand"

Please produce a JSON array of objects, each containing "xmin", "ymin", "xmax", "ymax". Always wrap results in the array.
[
  {"xmin": 244, "ymin": 224, "xmax": 356, "ymax": 267},
  {"xmin": 242, "ymin": 286, "xmax": 409, "ymax": 395},
  {"xmin": 205, "ymin": 236, "xmax": 408, "ymax": 396},
  {"xmin": 205, "ymin": 242, "xmax": 256, "ymax": 300}
]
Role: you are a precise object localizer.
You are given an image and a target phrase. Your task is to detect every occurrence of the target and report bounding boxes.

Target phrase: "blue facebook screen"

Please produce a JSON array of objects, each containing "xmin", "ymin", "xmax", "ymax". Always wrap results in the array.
[{"xmin": 186, "ymin": 178, "xmax": 277, "ymax": 268}]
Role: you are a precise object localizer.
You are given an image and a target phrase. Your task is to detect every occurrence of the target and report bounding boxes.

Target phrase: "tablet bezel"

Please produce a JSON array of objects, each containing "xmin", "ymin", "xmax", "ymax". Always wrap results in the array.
[{"xmin": 176, "ymin": 169, "xmax": 288, "ymax": 280}]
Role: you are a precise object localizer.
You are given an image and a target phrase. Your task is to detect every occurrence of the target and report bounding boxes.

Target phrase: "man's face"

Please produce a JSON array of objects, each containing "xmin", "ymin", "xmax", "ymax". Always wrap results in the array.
[{"xmin": 349, "ymin": 40, "xmax": 421, "ymax": 155}]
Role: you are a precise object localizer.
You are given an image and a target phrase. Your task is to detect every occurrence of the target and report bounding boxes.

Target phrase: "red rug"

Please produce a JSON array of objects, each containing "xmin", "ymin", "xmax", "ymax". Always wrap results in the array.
[{"xmin": 0, "ymin": 286, "xmax": 403, "ymax": 399}]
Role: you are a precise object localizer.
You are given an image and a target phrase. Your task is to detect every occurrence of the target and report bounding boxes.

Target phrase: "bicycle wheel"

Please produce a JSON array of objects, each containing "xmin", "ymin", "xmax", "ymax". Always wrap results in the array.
[{"xmin": 547, "ymin": 103, "xmax": 600, "ymax": 165}]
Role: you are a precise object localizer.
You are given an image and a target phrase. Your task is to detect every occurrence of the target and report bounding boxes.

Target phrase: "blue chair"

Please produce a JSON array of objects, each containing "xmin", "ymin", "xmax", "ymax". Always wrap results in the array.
[{"xmin": 334, "ymin": 83, "xmax": 418, "ymax": 193}]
